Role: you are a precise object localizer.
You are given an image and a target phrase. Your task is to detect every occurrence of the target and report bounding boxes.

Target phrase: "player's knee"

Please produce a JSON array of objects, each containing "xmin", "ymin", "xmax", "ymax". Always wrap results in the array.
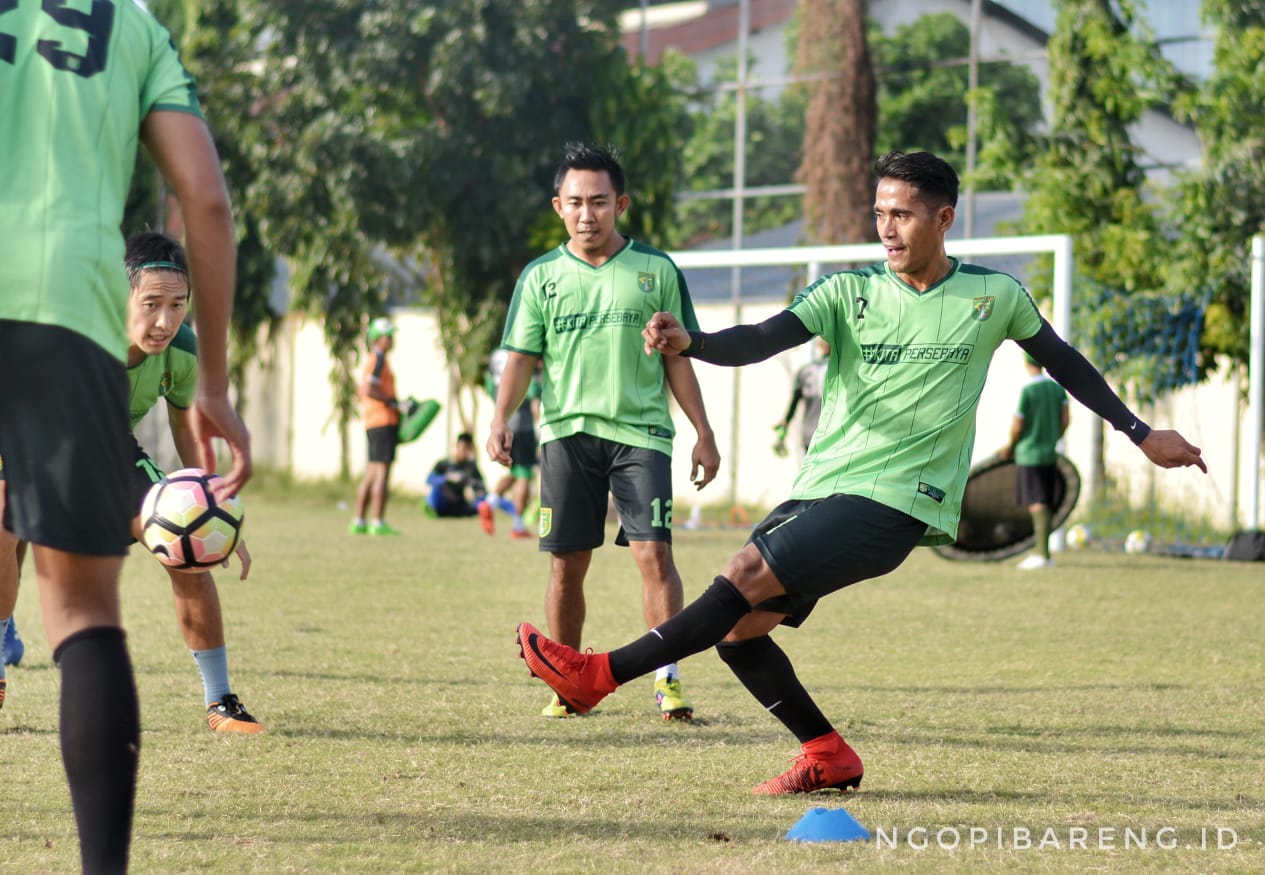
[{"xmin": 168, "ymin": 568, "xmax": 216, "ymax": 598}]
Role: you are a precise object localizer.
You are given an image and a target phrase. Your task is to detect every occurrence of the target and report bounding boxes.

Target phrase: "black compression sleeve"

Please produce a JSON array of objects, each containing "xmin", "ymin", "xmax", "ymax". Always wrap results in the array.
[
  {"xmin": 1016, "ymin": 321, "xmax": 1151, "ymax": 446},
  {"xmin": 681, "ymin": 310, "xmax": 815, "ymax": 366}
]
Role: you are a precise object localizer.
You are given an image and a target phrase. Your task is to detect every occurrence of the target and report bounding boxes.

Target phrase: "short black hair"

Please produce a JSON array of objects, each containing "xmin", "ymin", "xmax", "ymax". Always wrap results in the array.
[
  {"xmin": 124, "ymin": 231, "xmax": 189, "ymax": 289},
  {"xmin": 554, "ymin": 141, "xmax": 625, "ymax": 197},
  {"xmin": 873, "ymin": 151, "xmax": 959, "ymax": 209},
  {"xmin": 457, "ymin": 432, "xmax": 474, "ymax": 445}
]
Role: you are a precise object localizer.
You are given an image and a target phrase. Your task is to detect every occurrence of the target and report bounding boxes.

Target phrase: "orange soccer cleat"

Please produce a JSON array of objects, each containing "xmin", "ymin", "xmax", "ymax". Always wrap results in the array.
[{"xmin": 515, "ymin": 622, "xmax": 616, "ymax": 715}]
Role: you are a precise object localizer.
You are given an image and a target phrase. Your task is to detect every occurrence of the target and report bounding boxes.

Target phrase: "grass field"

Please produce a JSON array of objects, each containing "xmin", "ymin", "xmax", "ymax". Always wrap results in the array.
[{"xmin": 1, "ymin": 483, "xmax": 1262, "ymax": 873}]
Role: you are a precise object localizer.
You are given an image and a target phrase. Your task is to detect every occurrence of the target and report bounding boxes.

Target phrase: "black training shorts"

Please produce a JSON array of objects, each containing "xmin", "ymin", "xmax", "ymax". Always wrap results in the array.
[
  {"xmin": 509, "ymin": 425, "xmax": 538, "ymax": 472},
  {"xmin": 366, "ymin": 425, "xmax": 399, "ymax": 464},
  {"xmin": 0, "ymin": 321, "xmax": 133, "ymax": 556},
  {"xmin": 749, "ymin": 493, "xmax": 927, "ymax": 627},
  {"xmin": 1015, "ymin": 464, "xmax": 1058, "ymax": 507},
  {"xmin": 538, "ymin": 433, "xmax": 673, "ymax": 552}
]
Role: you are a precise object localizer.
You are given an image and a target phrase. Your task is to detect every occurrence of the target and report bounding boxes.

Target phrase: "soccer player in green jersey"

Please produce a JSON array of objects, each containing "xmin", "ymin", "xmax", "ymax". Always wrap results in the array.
[
  {"xmin": 489, "ymin": 142, "xmax": 720, "ymax": 720},
  {"xmin": 1001, "ymin": 355, "xmax": 1070, "ymax": 569},
  {"xmin": 515, "ymin": 150, "xmax": 1206, "ymax": 794},
  {"xmin": 123, "ymin": 232, "xmax": 266, "ymax": 731},
  {"xmin": 0, "ymin": 3, "xmax": 251, "ymax": 869}
]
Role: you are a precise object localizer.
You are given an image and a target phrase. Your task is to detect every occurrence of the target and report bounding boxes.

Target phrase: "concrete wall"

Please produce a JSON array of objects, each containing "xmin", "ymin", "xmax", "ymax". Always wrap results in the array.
[{"xmin": 194, "ymin": 300, "xmax": 1257, "ymax": 532}]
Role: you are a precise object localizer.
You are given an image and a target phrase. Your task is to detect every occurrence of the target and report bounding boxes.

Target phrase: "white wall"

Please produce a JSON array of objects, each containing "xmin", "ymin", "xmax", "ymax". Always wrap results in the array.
[{"xmin": 230, "ymin": 299, "xmax": 1256, "ymax": 531}]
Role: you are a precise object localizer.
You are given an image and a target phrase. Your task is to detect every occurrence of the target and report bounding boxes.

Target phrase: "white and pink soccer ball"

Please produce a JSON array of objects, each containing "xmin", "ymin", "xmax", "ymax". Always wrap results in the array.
[{"xmin": 140, "ymin": 468, "xmax": 244, "ymax": 571}]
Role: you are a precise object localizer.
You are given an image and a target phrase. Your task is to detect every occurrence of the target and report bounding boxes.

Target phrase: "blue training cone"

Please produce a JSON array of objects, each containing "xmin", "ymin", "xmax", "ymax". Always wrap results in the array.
[{"xmin": 786, "ymin": 806, "xmax": 871, "ymax": 843}]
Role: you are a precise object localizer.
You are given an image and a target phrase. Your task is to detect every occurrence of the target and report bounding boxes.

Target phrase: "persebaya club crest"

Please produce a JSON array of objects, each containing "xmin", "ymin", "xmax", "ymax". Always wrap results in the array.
[
  {"xmin": 538, "ymin": 507, "xmax": 553, "ymax": 538},
  {"xmin": 972, "ymin": 296, "xmax": 995, "ymax": 321},
  {"xmin": 637, "ymin": 272, "xmax": 655, "ymax": 293}
]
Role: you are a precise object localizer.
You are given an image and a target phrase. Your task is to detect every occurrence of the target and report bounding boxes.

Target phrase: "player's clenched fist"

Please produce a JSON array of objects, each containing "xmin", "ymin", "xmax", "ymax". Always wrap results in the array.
[{"xmin": 642, "ymin": 311, "xmax": 692, "ymax": 356}]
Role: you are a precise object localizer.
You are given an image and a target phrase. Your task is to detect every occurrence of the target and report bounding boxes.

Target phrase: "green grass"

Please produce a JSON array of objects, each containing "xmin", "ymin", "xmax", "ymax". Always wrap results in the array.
[{"xmin": 1, "ymin": 485, "xmax": 1262, "ymax": 873}]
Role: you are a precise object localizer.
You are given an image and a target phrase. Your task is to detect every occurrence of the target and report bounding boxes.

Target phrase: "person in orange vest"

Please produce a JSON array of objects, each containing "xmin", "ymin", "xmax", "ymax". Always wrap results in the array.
[{"xmin": 350, "ymin": 318, "xmax": 404, "ymax": 535}]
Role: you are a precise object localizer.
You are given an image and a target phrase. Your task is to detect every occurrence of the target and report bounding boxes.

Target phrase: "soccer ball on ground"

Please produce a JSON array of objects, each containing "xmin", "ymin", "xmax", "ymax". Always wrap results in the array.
[
  {"xmin": 1066, "ymin": 523, "xmax": 1092, "ymax": 549},
  {"xmin": 1124, "ymin": 529, "xmax": 1152, "ymax": 555},
  {"xmin": 140, "ymin": 468, "xmax": 244, "ymax": 571}
]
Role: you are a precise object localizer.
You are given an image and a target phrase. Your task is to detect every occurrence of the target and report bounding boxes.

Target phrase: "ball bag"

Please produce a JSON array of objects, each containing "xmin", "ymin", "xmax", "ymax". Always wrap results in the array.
[
  {"xmin": 397, "ymin": 397, "xmax": 440, "ymax": 444},
  {"xmin": 932, "ymin": 453, "xmax": 1081, "ymax": 562}
]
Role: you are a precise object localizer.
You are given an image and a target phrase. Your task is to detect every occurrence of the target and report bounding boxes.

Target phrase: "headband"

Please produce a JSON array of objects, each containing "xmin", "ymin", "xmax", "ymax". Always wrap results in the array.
[{"xmin": 138, "ymin": 260, "xmax": 188, "ymax": 274}]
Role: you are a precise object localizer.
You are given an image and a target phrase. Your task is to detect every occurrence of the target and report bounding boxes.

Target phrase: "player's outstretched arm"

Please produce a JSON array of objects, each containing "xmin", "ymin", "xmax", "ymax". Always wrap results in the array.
[{"xmin": 1139, "ymin": 429, "xmax": 1207, "ymax": 473}]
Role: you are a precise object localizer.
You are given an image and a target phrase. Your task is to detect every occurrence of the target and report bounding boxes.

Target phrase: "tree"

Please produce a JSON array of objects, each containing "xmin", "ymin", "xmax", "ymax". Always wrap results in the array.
[
  {"xmin": 1168, "ymin": 1, "xmax": 1265, "ymax": 375},
  {"xmin": 674, "ymin": 55, "xmax": 804, "ymax": 248},
  {"xmin": 796, "ymin": 0, "xmax": 877, "ymax": 244},
  {"xmin": 240, "ymin": 1, "xmax": 689, "ymax": 445},
  {"xmin": 1021, "ymin": 0, "xmax": 1177, "ymax": 498},
  {"xmin": 124, "ymin": 0, "xmax": 281, "ymax": 420},
  {"xmin": 869, "ymin": 13, "xmax": 1042, "ymax": 189}
]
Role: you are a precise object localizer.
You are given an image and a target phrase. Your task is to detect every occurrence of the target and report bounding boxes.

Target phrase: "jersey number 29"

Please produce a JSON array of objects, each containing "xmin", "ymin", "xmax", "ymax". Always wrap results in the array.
[{"xmin": 0, "ymin": 0, "xmax": 115, "ymax": 79}]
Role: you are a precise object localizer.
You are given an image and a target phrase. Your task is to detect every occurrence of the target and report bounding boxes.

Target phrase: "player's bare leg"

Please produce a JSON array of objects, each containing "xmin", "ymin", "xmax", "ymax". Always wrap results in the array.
[
  {"xmin": 538, "ymin": 551, "xmax": 591, "ymax": 716},
  {"xmin": 630, "ymin": 540, "xmax": 693, "ymax": 719},
  {"xmin": 546, "ymin": 550, "xmax": 591, "ymax": 649}
]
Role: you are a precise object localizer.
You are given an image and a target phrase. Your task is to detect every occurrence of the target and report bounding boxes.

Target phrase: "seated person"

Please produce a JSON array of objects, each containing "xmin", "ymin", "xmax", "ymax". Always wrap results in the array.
[
  {"xmin": 425, "ymin": 433, "xmax": 491, "ymax": 517},
  {"xmin": 426, "ymin": 433, "xmax": 523, "ymax": 532}
]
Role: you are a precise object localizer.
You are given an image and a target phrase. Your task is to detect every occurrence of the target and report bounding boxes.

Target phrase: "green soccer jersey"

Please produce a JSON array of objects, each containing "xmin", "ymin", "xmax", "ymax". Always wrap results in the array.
[
  {"xmin": 128, "ymin": 323, "xmax": 197, "ymax": 428},
  {"xmin": 1014, "ymin": 376, "xmax": 1067, "ymax": 467},
  {"xmin": 0, "ymin": 0, "xmax": 202, "ymax": 362},
  {"xmin": 787, "ymin": 258, "xmax": 1044, "ymax": 544},
  {"xmin": 501, "ymin": 239, "xmax": 700, "ymax": 455}
]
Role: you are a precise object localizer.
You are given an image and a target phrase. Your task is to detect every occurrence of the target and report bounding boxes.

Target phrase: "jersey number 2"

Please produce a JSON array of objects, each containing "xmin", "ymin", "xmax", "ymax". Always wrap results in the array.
[{"xmin": 0, "ymin": 0, "xmax": 115, "ymax": 78}]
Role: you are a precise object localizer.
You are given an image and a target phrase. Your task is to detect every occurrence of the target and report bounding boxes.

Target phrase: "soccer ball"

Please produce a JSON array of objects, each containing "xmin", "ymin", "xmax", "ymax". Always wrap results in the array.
[
  {"xmin": 140, "ymin": 468, "xmax": 244, "ymax": 571},
  {"xmin": 1124, "ymin": 530, "xmax": 1152, "ymax": 555},
  {"xmin": 1066, "ymin": 523, "xmax": 1092, "ymax": 549}
]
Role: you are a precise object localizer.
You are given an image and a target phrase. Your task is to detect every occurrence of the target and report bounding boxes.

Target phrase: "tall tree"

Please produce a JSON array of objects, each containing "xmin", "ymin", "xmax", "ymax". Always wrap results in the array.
[
  {"xmin": 243, "ymin": 1, "xmax": 687, "ymax": 443},
  {"xmin": 124, "ymin": 0, "xmax": 281, "ymax": 413},
  {"xmin": 795, "ymin": 0, "xmax": 877, "ymax": 244},
  {"xmin": 1168, "ymin": 0, "xmax": 1265, "ymax": 375},
  {"xmin": 1022, "ymin": 0, "xmax": 1176, "ymax": 497},
  {"xmin": 869, "ymin": 13, "xmax": 1042, "ymax": 188},
  {"xmin": 675, "ymin": 55, "xmax": 804, "ymax": 248}
]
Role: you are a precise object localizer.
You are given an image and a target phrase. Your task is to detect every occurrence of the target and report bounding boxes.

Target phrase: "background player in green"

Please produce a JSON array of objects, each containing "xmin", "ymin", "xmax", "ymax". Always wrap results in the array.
[
  {"xmin": 1001, "ymin": 355, "xmax": 1070, "ymax": 569},
  {"xmin": 515, "ymin": 151, "xmax": 1206, "ymax": 795},
  {"xmin": 488, "ymin": 142, "xmax": 720, "ymax": 720},
  {"xmin": 0, "ymin": 234, "xmax": 265, "ymax": 734},
  {"xmin": 0, "ymin": 2, "xmax": 251, "ymax": 870},
  {"xmin": 122, "ymin": 232, "xmax": 266, "ymax": 731}
]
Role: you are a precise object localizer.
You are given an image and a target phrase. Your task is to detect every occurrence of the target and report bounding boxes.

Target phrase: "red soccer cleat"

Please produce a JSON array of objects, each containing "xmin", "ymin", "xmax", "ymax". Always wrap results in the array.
[
  {"xmin": 752, "ymin": 731, "xmax": 864, "ymax": 795},
  {"xmin": 478, "ymin": 501, "xmax": 495, "ymax": 535},
  {"xmin": 515, "ymin": 622, "xmax": 616, "ymax": 715}
]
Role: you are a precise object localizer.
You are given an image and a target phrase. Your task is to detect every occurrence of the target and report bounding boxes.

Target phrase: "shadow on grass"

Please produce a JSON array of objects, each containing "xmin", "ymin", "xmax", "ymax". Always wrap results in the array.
[
  {"xmin": 872, "ymin": 727, "xmax": 1264, "ymax": 762},
  {"xmin": 129, "ymin": 810, "xmax": 791, "ymax": 846}
]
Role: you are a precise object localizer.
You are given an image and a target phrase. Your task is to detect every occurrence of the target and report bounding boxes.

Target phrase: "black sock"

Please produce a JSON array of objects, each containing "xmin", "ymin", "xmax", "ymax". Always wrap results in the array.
[
  {"xmin": 55, "ymin": 626, "xmax": 140, "ymax": 875},
  {"xmin": 716, "ymin": 635, "xmax": 833, "ymax": 744},
  {"xmin": 608, "ymin": 576, "xmax": 751, "ymax": 685}
]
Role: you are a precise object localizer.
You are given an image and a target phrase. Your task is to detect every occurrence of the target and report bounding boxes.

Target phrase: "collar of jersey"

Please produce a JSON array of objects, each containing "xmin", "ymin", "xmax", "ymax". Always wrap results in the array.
[
  {"xmin": 885, "ymin": 256, "xmax": 961, "ymax": 296},
  {"xmin": 559, "ymin": 237, "xmax": 633, "ymax": 269}
]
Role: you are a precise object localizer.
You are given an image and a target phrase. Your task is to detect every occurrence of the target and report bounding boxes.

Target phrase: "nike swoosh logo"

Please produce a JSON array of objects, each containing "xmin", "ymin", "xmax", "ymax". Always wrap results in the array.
[
  {"xmin": 527, "ymin": 633, "xmax": 564, "ymax": 679},
  {"xmin": 1130, "ymin": 421, "xmax": 1137, "ymax": 430}
]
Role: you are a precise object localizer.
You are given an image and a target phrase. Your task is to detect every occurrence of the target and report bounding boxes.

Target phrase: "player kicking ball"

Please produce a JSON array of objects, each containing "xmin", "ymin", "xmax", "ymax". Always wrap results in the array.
[{"xmin": 517, "ymin": 150, "xmax": 1206, "ymax": 794}]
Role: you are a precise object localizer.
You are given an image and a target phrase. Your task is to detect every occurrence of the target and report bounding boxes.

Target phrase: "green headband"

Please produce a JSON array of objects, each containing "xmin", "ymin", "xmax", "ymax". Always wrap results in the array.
[{"xmin": 138, "ymin": 260, "xmax": 188, "ymax": 273}]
